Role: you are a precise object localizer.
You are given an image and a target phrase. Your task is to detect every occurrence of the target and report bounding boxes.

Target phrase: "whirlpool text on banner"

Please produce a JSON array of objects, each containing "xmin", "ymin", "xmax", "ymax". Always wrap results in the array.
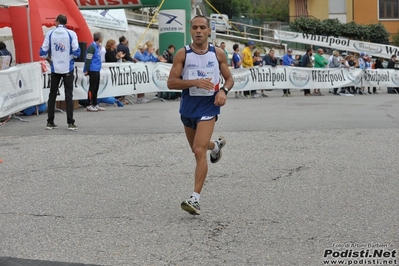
[{"xmin": 43, "ymin": 62, "xmax": 370, "ymax": 102}]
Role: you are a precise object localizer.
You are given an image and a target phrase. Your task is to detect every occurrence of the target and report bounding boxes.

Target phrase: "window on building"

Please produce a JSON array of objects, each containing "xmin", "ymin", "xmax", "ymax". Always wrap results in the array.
[
  {"xmin": 329, "ymin": 0, "xmax": 346, "ymax": 14},
  {"xmin": 379, "ymin": 0, "xmax": 399, "ymax": 19}
]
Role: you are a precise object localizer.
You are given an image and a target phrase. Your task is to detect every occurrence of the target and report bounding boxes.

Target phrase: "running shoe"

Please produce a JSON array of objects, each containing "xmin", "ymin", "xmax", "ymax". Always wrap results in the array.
[
  {"xmin": 181, "ymin": 196, "xmax": 200, "ymax": 215},
  {"xmin": 210, "ymin": 136, "xmax": 226, "ymax": 163}
]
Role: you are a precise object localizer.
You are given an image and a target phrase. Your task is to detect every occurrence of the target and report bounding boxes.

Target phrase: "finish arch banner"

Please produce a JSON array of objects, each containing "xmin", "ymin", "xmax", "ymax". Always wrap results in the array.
[{"xmin": 73, "ymin": 0, "xmax": 159, "ymax": 9}]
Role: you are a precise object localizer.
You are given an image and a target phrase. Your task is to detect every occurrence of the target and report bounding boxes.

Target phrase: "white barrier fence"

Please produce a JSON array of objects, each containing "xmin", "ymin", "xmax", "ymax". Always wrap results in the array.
[
  {"xmin": 274, "ymin": 30, "xmax": 399, "ymax": 60},
  {"xmin": 0, "ymin": 62, "xmax": 43, "ymax": 118},
  {"xmin": 2, "ymin": 61, "xmax": 399, "ymax": 118}
]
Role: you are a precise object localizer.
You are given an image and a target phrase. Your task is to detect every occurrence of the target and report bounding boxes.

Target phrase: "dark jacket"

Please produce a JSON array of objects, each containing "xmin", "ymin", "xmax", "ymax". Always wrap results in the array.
[
  {"xmin": 375, "ymin": 59, "xmax": 384, "ymax": 69},
  {"xmin": 263, "ymin": 54, "xmax": 277, "ymax": 66},
  {"xmin": 301, "ymin": 54, "xmax": 312, "ymax": 68},
  {"xmin": 117, "ymin": 43, "xmax": 133, "ymax": 62},
  {"xmin": 105, "ymin": 49, "xmax": 118, "ymax": 62},
  {"xmin": 0, "ymin": 49, "xmax": 12, "ymax": 64},
  {"xmin": 387, "ymin": 59, "xmax": 396, "ymax": 69},
  {"xmin": 162, "ymin": 50, "xmax": 174, "ymax": 64}
]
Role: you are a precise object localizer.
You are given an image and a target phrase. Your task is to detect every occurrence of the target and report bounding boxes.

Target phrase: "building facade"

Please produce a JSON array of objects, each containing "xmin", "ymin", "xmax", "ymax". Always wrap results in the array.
[
  {"xmin": 290, "ymin": 0, "xmax": 399, "ymax": 39},
  {"xmin": 354, "ymin": 0, "xmax": 399, "ymax": 38},
  {"xmin": 289, "ymin": 0, "xmax": 353, "ymax": 23}
]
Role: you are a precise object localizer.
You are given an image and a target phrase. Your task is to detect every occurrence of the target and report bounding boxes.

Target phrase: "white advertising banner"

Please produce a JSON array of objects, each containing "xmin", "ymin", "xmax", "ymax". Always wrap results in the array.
[
  {"xmin": 0, "ymin": 63, "xmax": 44, "ymax": 117},
  {"xmin": 233, "ymin": 66, "xmax": 363, "ymax": 90},
  {"xmin": 274, "ymin": 30, "xmax": 399, "ymax": 59},
  {"xmin": 362, "ymin": 69, "xmax": 399, "ymax": 88},
  {"xmin": 3, "ymin": 62, "xmax": 399, "ymax": 118},
  {"xmin": 80, "ymin": 9, "xmax": 128, "ymax": 31},
  {"xmin": 40, "ymin": 62, "xmax": 375, "ymax": 102},
  {"xmin": 158, "ymin": 9, "xmax": 186, "ymax": 34}
]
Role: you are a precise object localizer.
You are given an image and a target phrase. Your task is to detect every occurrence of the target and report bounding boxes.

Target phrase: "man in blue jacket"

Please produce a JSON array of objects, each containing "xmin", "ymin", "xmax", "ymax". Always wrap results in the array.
[
  {"xmin": 84, "ymin": 32, "xmax": 104, "ymax": 112},
  {"xmin": 282, "ymin": 48, "xmax": 294, "ymax": 96}
]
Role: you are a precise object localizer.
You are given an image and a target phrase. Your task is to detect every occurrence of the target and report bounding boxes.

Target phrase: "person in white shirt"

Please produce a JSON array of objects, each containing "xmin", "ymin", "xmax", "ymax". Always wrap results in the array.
[{"xmin": 40, "ymin": 14, "xmax": 81, "ymax": 131}]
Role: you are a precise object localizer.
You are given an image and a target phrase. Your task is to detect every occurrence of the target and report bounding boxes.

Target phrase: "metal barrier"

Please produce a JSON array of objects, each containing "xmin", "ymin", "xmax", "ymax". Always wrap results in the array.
[{"xmin": 125, "ymin": 10, "xmax": 283, "ymax": 47}]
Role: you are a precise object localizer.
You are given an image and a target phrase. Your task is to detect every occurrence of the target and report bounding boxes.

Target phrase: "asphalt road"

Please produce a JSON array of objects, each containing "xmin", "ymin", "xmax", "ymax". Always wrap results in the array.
[{"xmin": 1, "ymin": 90, "xmax": 398, "ymax": 266}]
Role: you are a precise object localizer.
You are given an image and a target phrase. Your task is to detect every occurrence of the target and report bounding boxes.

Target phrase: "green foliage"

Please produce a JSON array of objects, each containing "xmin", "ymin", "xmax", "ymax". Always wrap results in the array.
[
  {"xmin": 207, "ymin": 0, "xmax": 289, "ymax": 22},
  {"xmin": 207, "ymin": 0, "xmax": 252, "ymax": 18},
  {"xmin": 252, "ymin": 0, "xmax": 289, "ymax": 22},
  {"xmin": 290, "ymin": 17, "xmax": 390, "ymax": 44}
]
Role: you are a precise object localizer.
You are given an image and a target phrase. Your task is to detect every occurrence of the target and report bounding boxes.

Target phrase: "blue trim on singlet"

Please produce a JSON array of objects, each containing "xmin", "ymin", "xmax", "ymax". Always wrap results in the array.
[{"xmin": 179, "ymin": 44, "xmax": 221, "ymax": 118}]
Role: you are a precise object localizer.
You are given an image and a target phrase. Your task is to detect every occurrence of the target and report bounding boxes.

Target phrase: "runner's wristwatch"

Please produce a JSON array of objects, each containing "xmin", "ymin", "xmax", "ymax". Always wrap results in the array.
[{"xmin": 221, "ymin": 86, "xmax": 229, "ymax": 95}]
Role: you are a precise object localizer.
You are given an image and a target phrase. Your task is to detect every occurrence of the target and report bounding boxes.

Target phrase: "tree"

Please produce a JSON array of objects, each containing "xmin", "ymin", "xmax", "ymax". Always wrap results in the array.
[
  {"xmin": 252, "ymin": 0, "xmax": 289, "ymax": 22},
  {"xmin": 206, "ymin": 0, "xmax": 252, "ymax": 19},
  {"xmin": 290, "ymin": 17, "xmax": 390, "ymax": 44},
  {"xmin": 392, "ymin": 30, "xmax": 399, "ymax": 47}
]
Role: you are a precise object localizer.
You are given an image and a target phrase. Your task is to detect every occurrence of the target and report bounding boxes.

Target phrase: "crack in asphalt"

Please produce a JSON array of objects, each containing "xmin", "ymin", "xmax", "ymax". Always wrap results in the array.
[{"xmin": 272, "ymin": 165, "xmax": 305, "ymax": 181}]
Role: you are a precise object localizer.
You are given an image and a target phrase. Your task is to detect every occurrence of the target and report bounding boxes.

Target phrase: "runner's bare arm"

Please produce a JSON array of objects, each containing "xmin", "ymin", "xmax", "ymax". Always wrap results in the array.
[{"xmin": 167, "ymin": 48, "xmax": 214, "ymax": 91}]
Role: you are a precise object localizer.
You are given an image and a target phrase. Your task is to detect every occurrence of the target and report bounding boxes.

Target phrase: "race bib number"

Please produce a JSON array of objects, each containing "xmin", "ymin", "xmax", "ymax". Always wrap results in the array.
[{"xmin": 188, "ymin": 69, "xmax": 215, "ymax": 96}]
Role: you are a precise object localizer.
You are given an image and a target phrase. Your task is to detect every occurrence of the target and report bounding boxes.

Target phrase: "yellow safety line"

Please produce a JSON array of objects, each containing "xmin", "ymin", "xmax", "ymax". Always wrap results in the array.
[{"xmin": 132, "ymin": 0, "xmax": 165, "ymax": 55}]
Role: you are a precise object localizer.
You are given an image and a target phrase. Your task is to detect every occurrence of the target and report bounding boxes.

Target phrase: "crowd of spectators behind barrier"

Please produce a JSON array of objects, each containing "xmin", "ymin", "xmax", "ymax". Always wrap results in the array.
[
  {"xmin": 4, "ymin": 28, "xmax": 399, "ymax": 123},
  {"xmin": 223, "ymin": 40, "xmax": 399, "ymax": 98}
]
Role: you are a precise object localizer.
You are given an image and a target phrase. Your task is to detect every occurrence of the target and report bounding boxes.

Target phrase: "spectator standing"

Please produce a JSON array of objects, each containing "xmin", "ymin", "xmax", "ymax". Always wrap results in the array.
[
  {"xmin": 220, "ymin": 42, "xmax": 229, "ymax": 63},
  {"xmin": 263, "ymin": 49, "xmax": 279, "ymax": 97},
  {"xmin": 232, "ymin": 43, "xmax": 243, "ymax": 98},
  {"xmin": 293, "ymin": 54, "xmax": 301, "ymax": 66},
  {"xmin": 100, "ymin": 46, "xmax": 106, "ymax": 63},
  {"xmin": 242, "ymin": 41, "xmax": 255, "ymax": 97},
  {"xmin": 263, "ymin": 49, "xmax": 277, "ymax": 67},
  {"xmin": 84, "ymin": 32, "xmax": 105, "ymax": 112},
  {"xmin": 364, "ymin": 56, "xmax": 372, "ymax": 94},
  {"xmin": 39, "ymin": 14, "xmax": 80, "ymax": 131},
  {"xmin": 387, "ymin": 55, "xmax": 397, "ymax": 93},
  {"xmin": 160, "ymin": 44, "xmax": 180, "ymax": 100},
  {"xmin": 300, "ymin": 47, "xmax": 313, "ymax": 96},
  {"xmin": 133, "ymin": 43, "xmax": 150, "ymax": 103},
  {"xmin": 357, "ymin": 52, "xmax": 367, "ymax": 95},
  {"xmin": 161, "ymin": 44, "xmax": 175, "ymax": 64},
  {"xmin": 345, "ymin": 54, "xmax": 357, "ymax": 94},
  {"xmin": 0, "ymin": 41, "xmax": 12, "ymax": 67},
  {"xmin": 329, "ymin": 50, "xmax": 344, "ymax": 95},
  {"xmin": 115, "ymin": 36, "xmax": 134, "ymax": 105},
  {"xmin": 167, "ymin": 15, "xmax": 234, "ymax": 215},
  {"xmin": 252, "ymin": 49, "xmax": 268, "ymax": 97},
  {"xmin": 371, "ymin": 57, "xmax": 384, "ymax": 94},
  {"xmin": 117, "ymin": 36, "xmax": 134, "ymax": 62},
  {"xmin": 375, "ymin": 57, "xmax": 384, "ymax": 69},
  {"xmin": 282, "ymin": 48, "xmax": 295, "ymax": 97},
  {"xmin": 313, "ymin": 48, "xmax": 328, "ymax": 96},
  {"xmin": 139, "ymin": 41, "xmax": 166, "ymax": 103},
  {"xmin": 105, "ymin": 39, "xmax": 125, "ymax": 63}
]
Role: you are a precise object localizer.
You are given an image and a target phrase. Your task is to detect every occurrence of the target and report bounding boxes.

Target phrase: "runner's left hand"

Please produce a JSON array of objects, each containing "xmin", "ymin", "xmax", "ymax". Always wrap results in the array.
[{"xmin": 214, "ymin": 90, "xmax": 227, "ymax": 106}]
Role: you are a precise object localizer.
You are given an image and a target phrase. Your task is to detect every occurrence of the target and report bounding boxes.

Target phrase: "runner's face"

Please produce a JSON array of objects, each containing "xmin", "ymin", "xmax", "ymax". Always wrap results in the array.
[{"xmin": 190, "ymin": 17, "xmax": 210, "ymax": 46}]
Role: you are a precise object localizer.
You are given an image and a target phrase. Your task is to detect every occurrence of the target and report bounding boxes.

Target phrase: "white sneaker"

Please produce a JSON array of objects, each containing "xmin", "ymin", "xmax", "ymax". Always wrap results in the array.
[
  {"xmin": 210, "ymin": 136, "xmax": 226, "ymax": 163},
  {"xmin": 95, "ymin": 105, "xmax": 105, "ymax": 111},
  {"xmin": 136, "ymin": 98, "xmax": 150, "ymax": 104},
  {"xmin": 87, "ymin": 105, "xmax": 98, "ymax": 112}
]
